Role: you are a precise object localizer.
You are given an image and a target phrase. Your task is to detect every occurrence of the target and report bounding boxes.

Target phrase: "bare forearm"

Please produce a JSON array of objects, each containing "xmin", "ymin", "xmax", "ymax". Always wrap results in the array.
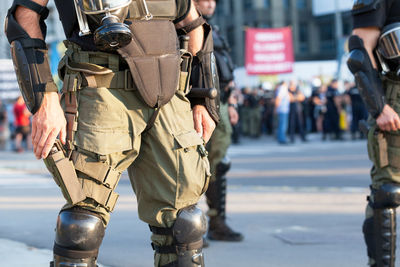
[
  {"xmin": 15, "ymin": 0, "xmax": 48, "ymax": 39},
  {"xmin": 176, "ymin": 0, "xmax": 204, "ymax": 55},
  {"xmin": 353, "ymin": 27, "xmax": 380, "ymax": 69}
]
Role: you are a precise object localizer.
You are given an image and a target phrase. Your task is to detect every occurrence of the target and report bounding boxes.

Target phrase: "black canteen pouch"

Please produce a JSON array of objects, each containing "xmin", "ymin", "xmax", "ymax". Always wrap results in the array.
[{"xmin": 117, "ymin": 20, "xmax": 180, "ymax": 108}]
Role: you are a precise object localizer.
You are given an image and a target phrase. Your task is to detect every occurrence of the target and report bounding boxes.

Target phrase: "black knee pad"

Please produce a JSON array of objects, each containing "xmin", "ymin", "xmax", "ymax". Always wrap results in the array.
[
  {"xmin": 149, "ymin": 206, "xmax": 207, "ymax": 267},
  {"xmin": 54, "ymin": 208, "xmax": 105, "ymax": 259},
  {"xmin": 371, "ymin": 183, "xmax": 400, "ymax": 209},
  {"xmin": 173, "ymin": 205, "xmax": 207, "ymax": 245}
]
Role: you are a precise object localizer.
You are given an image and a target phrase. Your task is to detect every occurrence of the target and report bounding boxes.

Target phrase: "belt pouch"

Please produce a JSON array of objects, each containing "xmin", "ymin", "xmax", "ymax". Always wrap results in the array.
[{"xmin": 117, "ymin": 19, "xmax": 180, "ymax": 107}]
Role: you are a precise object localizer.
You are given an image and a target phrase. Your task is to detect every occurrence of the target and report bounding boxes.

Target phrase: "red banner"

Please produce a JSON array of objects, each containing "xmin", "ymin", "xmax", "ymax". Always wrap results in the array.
[{"xmin": 245, "ymin": 27, "xmax": 294, "ymax": 75}]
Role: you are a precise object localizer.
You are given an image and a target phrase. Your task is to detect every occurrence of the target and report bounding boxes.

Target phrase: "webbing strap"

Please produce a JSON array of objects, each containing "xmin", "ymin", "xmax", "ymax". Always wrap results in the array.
[
  {"xmin": 82, "ymin": 69, "xmax": 135, "ymax": 90},
  {"xmin": 149, "ymin": 225, "xmax": 173, "ymax": 235},
  {"xmin": 387, "ymin": 134, "xmax": 400, "ymax": 147},
  {"xmin": 176, "ymin": 15, "xmax": 205, "ymax": 35},
  {"xmin": 63, "ymin": 73, "xmax": 80, "ymax": 154},
  {"xmin": 151, "ymin": 239, "xmax": 203, "ymax": 254},
  {"xmin": 161, "ymin": 261, "xmax": 178, "ymax": 267},
  {"xmin": 82, "ymin": 180, "xmax": 119, "ymax": 212},
  {"xmin": 72, "ymin": 151, "xmax": 121, "ymax": 190}
]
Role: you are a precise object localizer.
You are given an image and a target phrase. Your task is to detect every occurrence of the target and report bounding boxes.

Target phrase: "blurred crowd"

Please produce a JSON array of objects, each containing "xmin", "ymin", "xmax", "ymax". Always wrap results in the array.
[
  {"xmin": 0, "ymin": 96, "xmax": 32, "ymax": 152},
  {"xmin": 0, "ymin": 78, "xmax": 367, "ymax": 151},
  {"xmin": 232, "ymin": 78, "xmax": 368, "ymax": 144}
]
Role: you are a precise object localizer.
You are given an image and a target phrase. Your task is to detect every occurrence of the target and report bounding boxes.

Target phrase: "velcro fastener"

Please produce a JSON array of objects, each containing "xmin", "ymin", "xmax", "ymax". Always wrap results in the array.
[
  {"xmin": 151, "ymin": 243, "xmax": 176, "ymax": 254},
  {"xmin": 149, "ymin": 225, "xmax": 173, "ymax": 235},
  {"xmin": 82, "ymin": 181, "xmax": 119, "ymax": 212},
  {"xmin": 151, "ymin": 239, "xmax": 203, "ymax": 254},
  {"xmin": 72, "ymin": 151, "xmax": 122, "ymax": 190},
  {"xmin": 53, "ymin": 243, "xmax": 98, "ymax": 259}
]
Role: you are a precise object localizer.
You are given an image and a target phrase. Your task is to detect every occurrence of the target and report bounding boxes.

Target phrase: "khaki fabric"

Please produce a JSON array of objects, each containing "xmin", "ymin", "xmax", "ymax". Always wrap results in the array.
[
  {"xmin": 207, "ymin": 102, "xmax": 232, "ymax": 179},
  {"xmin": 53, "ymin": 47, "xmax": 210, "ymax": 266},
  {"xmin": 367, "ymin": 78, "xmax": 400, "ymax": 189}
]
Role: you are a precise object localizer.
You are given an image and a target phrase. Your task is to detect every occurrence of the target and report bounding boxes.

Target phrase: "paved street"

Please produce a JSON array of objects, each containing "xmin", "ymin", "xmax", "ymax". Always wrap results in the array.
[{"xmin": 0, "ymin": 134, "xmax": 372, "ymax": 266}]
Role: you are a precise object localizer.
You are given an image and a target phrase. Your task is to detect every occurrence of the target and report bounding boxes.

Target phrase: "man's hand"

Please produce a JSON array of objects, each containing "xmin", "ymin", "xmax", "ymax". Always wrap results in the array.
[
  {"xmin": 228, "ymin": 106, "xmax": 239, "ymax": 125},
  {"xmin": 31, "ymin": 92, "xmax": 66, "ymax": 159},
  {"xmin": 193, "ymin": 105, "xmax": 216, "ymax": 143},
  {"xmin": 376, "ymin": 104, "xmax": 400, "ymax": 132}
]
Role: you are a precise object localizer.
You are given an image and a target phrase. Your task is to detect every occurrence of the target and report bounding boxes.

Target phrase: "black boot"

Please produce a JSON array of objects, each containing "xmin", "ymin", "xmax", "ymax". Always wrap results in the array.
[
  {"xmin": 207, "ymin": 215, "xmax": 244, "ymax": 242},
  {"xmin": 205, "ymin": 159, "xmax": 244, "ymax": 242}
]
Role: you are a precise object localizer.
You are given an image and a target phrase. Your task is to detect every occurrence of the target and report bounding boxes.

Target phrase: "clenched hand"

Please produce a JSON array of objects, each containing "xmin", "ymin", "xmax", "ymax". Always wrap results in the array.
[
  {"xmin": 193, "ymin": 105, "xmax": 216, "ymax": 143},
  {"xmin": 376, "ymin": 104, "xmax": 400, "ymax": 132},
  {"xmin": 31, "ymin": 92, "xmax": 66, "ymax": 159}
]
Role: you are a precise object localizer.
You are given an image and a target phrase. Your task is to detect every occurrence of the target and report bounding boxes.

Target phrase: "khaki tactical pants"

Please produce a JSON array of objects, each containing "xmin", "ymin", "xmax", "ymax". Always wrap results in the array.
[
  {"xmin": 50, "ymin": 44, "xmax": 210, "ymax": 266},
  {"xmin": 367, "ymin": 78, "xmax": 400, "ymax": 190},
  {"xmin": 365, "ymin": 78, "xmax": 400, "ymax": 265},
  {"xmin": 207, "ymin": 102, "xmax": 232, "ymax": 179}
]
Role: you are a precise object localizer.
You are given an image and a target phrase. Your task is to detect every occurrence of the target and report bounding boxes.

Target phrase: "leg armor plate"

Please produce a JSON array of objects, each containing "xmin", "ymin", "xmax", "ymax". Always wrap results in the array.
[
  {"xmin": 366, "ymin": 183, "xmax": 400, "ymax": 267},
  {"xmin": 150, "ymin": 205, "xmax": 207, "ymax": 267},
  {"xmin": 51, "ymin": 208, "xmax": 105, "ymax": 267}
]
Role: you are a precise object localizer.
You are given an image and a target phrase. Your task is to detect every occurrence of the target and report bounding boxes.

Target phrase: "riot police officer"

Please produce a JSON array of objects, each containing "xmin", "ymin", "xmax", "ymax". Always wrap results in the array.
[
  {"xmin": 347, "ymin": 1, "xmax": 400, "ymax": 266},
  {"xmin": 194, "ymin": 0, "xmax": 243, "ymax": 242},
  {"xmin": 5, "ymin": 0, "xmax": 220, "ymax": 266}
]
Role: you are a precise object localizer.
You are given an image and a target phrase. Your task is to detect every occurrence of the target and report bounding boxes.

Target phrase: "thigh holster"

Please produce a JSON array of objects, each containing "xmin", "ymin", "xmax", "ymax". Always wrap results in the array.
[{"xmin": 149, "ymin": 205, "xmax": 207, "ymax": 267}]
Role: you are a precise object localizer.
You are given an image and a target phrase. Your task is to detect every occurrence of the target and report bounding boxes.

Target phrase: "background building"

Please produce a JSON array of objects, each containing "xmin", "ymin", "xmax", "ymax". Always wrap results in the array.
[{"xmin": 212, "ymin": 0, "xmax": 353, "ymax": 66}]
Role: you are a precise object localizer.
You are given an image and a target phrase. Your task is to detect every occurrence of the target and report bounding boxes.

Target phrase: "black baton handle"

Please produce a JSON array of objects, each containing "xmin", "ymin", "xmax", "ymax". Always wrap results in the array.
[{"xmin": 187, "ymin": 87, "xmax": 218, "ymax": 99}]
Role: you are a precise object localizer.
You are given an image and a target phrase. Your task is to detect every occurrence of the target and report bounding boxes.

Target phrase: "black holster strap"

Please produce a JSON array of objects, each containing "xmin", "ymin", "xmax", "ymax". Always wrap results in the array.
[
  {"xmin": 13, "ymin": 0, "xmax": 49, "ymax": 18},
  {"xmin": 53, "ymin": 243, "xmax": 98, "ymax": 259},
  {"xmin": 149, "ymin": 225, "xmax": 173, "ymax": 235},
  {"xmin": 176, "ymin": 15, "xmax": 206, "ymax": 35},
  {"xmin": 151, "ymin": 239, "xmax": 203, "ymax": 254},
  {"xmin": 161, "ymin": 261, "xmax": 178, "ymax": 267}
]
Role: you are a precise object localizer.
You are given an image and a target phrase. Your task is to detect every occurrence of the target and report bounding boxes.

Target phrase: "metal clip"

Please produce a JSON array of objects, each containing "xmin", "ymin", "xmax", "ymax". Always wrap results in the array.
[{"xmin": 136, "ymin": 0, "xmax": 153, "ymax": 20}]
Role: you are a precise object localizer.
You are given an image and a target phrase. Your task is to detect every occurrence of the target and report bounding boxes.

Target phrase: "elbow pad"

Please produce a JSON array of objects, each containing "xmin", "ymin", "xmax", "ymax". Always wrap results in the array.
[
  {"xmin": 189, "ymin": 23, "xmax": 220, "ymax": 123},
  {"xmin": 347, "ymin": 35, "xmax": 385, "ymax": 119},
  {"xmin": 5, "ymin": 0, "xmax": 57, "ymax": 114}
]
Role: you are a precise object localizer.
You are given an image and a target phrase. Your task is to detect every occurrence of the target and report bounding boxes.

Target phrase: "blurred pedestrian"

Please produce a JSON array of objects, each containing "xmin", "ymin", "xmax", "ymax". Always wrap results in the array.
[
  {"xmin": 248, "ymin": 88, "xmax": 262, "ymax": 138},
  {"xmin": 0, "ymin": 99, "xmax": 7, "ymax": 150},
  {"xmin": 312, "ymin": 84, "xmax": 328, "ymax": 138},
  {"xmin": 345, "ymin": 81, "xmax": 368, "ymax": 139},
  {"xmin": 260, "ymin": 83, "xmax": 275, "ymax": 135},
  {"xmin": 288, "ymin": 80, "xmax": 307, "ymax": 143},
  {"xmin": 275, "ymin": 81, "xmax": 290, "ymax": 144},
  {"xmin": 13, "ymin": 96, "xmax": 31, "ymax": 152},
  {"xmin": 324, "ymin": 79, "xmax": 342, "ymax": 140},
  {"xmin": 240, "ymin": 87, "xmax": 251, "ymax": 136}
]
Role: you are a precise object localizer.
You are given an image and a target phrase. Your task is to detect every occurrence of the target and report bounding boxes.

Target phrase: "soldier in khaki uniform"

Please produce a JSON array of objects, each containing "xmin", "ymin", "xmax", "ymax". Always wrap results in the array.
[
  {"xmin": 5, "ymin": 0, "xmax": 220, "ymax": 266},
  {"xmin": 194, "ymin": 0, "xmax": 243, "ymax": 242},
  {"xmin": 347, "ymin": 0, "xmax": 400, "ymax": 266}
]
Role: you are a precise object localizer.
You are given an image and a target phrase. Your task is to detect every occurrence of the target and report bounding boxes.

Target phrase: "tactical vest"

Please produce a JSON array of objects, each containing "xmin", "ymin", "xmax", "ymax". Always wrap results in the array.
[
  {"xmin": 211, "ymin": 27, "xmax": 234, "ymax": 89},
  {"xmin": 54, "ymin": 0, "xmax": 189, "ymax": 50}
]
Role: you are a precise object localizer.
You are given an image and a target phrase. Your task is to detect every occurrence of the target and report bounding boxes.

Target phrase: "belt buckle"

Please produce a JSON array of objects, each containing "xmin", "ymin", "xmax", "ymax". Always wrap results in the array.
[{"xmin": 124, "ymin": 69, "xmax": 134, "ymax": 90}]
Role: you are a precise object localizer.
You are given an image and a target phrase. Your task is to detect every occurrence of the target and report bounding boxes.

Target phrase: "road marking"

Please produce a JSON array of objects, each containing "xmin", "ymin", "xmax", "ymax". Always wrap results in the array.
[
  {"xmin": 232, "ymin": 154, "xmax": 368, "ymax": 163},
  {"xmin": 228, "ymin": 167, "xmax": 369, "ymax": 178}
]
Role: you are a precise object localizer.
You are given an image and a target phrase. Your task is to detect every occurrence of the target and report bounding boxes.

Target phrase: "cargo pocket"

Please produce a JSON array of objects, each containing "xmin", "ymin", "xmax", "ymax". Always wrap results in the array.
[
  {"xmin": 173, "ymin": 130, "xmax": 210, "ymax": 205},
  {"xmin": 387, "ymin": 134, "xmax": 400, "ymax": 169},
  {"xmin": 74, "ymin": 87, "xmax": 133, "ymax": 155}
]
